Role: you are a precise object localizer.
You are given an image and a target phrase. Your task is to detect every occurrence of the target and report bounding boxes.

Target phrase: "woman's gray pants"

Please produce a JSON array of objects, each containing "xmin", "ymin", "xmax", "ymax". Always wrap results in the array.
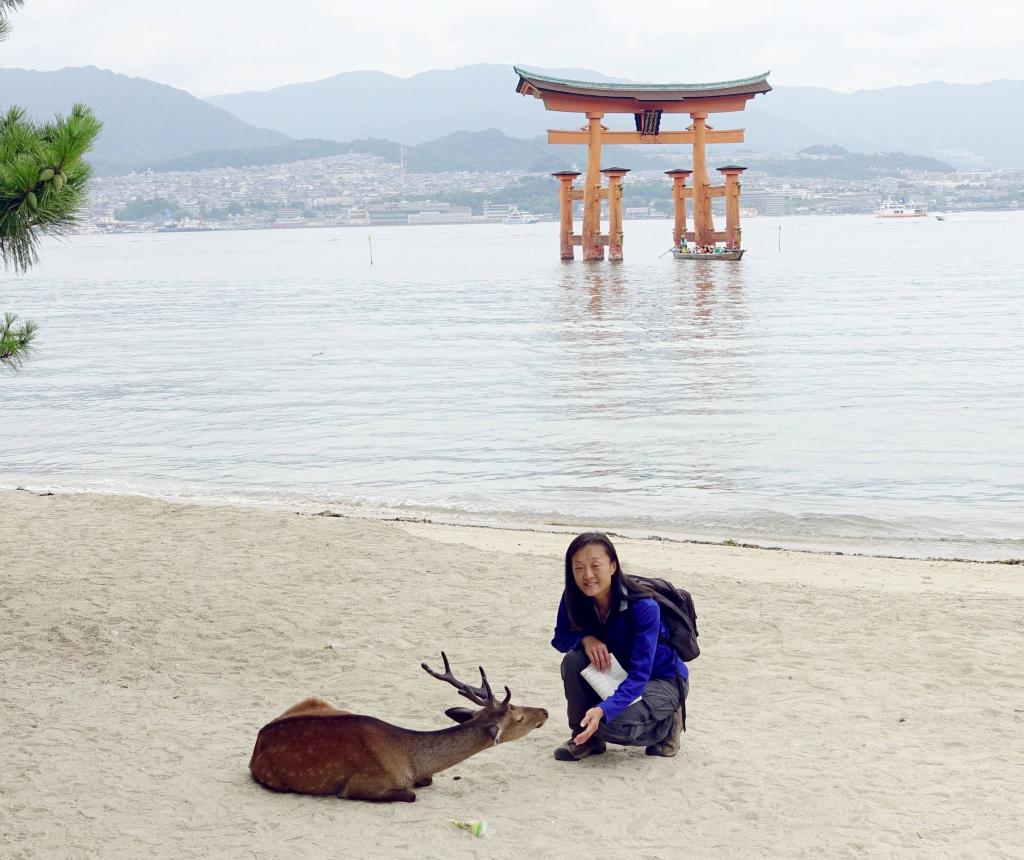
[{"xmin": 560, "ymin": 648, "xmax": 688, "ymax": 747}]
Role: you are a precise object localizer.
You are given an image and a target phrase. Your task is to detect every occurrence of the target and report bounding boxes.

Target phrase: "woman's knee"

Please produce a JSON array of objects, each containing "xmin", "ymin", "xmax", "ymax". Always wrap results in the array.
[{"xmin": 560, "ymin": 648, "xmax": 590, "ymax": 679}]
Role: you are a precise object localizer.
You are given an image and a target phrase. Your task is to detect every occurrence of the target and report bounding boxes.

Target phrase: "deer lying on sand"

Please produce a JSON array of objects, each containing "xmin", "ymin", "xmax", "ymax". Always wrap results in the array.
[{"xmin": 249, "ymin": 652, "xmax": 548, "ymax": 802}]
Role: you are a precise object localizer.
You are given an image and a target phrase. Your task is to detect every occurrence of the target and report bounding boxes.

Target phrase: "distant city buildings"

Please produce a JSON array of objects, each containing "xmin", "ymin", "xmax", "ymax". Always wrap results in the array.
[{"xmin": 82, "ymin": 151, "xmax": 1024, "ymax": 234}]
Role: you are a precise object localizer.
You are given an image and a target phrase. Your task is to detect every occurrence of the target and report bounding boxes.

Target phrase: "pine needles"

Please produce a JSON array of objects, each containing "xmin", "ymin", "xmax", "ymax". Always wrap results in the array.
[
  {"xmin": 0, "ymin": 310, "xmax": 36, "ymax": 370},
  {"xmin": 0, "ymin": 103, "xmax": 103, "ymax": 272},
  {"xmin": 1, "ymin": 0, "xmax": 101, "ymax": 371}
]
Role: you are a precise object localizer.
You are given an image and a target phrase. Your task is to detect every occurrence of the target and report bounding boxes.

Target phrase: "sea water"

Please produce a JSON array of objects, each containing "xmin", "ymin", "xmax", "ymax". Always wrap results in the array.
[{"xmin": 2, "ymin": 213, "xmax": 1022, "ymax": 560}]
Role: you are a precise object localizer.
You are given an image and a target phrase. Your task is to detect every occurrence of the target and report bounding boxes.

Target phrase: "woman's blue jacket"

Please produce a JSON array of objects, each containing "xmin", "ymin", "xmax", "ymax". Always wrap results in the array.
[{"xmin": 552, "ymin": 592, "xmax": 688, "ymax": 724}]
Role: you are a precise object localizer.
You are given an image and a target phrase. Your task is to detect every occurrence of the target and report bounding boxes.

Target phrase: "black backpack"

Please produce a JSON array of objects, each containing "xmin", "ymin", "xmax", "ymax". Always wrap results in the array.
[{"xmin": 628, "ymin": 575, "xmax": 700, "ymax": 662}]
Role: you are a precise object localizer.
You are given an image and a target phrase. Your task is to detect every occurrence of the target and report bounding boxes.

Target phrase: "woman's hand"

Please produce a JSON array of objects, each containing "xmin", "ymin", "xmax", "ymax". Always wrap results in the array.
[
  {"xmin": 581, "ymin": 635, "xmax": 611, "ymax": 672},
  {"xmin": 574, "ymin": 706, "xmax": 604, "ymax": 745}
]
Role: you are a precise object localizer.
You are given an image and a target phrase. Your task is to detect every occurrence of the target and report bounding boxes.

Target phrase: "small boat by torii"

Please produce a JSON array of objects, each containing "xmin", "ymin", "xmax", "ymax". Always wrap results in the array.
[{"xmin": 672, "ymin": 246, "xmax": 745, "ymax": 261}]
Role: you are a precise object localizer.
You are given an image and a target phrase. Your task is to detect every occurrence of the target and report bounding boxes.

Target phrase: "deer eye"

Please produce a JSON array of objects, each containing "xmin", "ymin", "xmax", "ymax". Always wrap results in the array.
[{"xmin": 514, "ymin": 714, "xmax": 524, "ymax": 722}]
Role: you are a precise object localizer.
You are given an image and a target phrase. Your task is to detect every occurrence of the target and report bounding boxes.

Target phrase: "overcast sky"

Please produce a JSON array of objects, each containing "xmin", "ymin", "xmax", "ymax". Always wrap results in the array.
[{"xmin": 3, "ymin": 0, "xmax": 1022, "ymax": 96}]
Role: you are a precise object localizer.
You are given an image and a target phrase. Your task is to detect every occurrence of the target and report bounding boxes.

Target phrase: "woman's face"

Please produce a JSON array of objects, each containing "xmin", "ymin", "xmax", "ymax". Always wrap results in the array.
[{"xmin": 571, "ymin": 543, "xmax": 617, "ymax": 602}]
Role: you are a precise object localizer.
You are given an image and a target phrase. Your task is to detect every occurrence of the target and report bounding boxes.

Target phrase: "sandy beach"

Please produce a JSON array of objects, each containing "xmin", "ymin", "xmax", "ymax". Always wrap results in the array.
[{"xmin": 2, "ymin": 489, "xmax": 1022, "ymax": 859}]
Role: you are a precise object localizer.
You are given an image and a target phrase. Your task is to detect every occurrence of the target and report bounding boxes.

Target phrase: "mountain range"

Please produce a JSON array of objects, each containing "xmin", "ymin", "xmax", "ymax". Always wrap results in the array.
[
  {"xmin": 2, "ymin": 64, "xmax": 1021, "ymax": 174},
  {"xmin": 0, "ymin": 66, "xmax": 288, "ymax": 175},
  {"xmin": 207, "ymin": 65, "xmax": 1024, "ymax": 169}
]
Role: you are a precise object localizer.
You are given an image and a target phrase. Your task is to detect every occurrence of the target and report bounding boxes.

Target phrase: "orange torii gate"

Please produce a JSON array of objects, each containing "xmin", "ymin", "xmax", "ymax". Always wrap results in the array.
[{"xmin": 514, "ymin": 68, "xmax": 771, "ymax": 260}]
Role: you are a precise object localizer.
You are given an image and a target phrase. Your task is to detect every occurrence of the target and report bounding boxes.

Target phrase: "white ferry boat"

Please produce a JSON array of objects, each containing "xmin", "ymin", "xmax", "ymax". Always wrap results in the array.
[
  {"xmin": 502, "ymin": 210, "xmax": 538, "ymax": 224},
  {"xmin": 874, "ymin": 199, "xmax": 928, "ymax": 218}
]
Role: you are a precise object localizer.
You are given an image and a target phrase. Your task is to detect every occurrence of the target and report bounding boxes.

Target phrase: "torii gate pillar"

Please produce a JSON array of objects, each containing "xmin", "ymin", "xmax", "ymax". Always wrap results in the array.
[
  {"xmin": 552, "ymin": 170, "xmax": 581, "ymax": 260},
  {"xmin": 582, "ymin": 112, "xmax": 605, "ymax": 260},
  {"xmin": 717, "ymin": 166, "xmax": 747, "ymax": 250},
  {"xmin": 690, "ymin": 112, "xmax": 716, "ymax": 247},
  {"xmin": 665, "ymin": 169, "xmax": 692, "ymax": 248},
  {"xmin": 601, "ymin": 167, "xmax": 630, "ymax": 261}
]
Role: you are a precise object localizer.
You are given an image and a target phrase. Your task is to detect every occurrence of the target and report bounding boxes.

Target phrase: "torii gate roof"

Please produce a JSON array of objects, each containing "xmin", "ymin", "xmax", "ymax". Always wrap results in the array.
[{"xmin": 514, "ymin": 66, "xmax": 771, "ymax": 113}]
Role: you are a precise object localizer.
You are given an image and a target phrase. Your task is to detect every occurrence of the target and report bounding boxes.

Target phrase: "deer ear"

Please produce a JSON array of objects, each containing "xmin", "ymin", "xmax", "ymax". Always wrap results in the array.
[
  {"xmin": 485, "ymin": 723, "xmax": 502, "ymax": 744},
  {"xmin": 445, "ymin": 707, "xmax": 475, "ymax": 724}
]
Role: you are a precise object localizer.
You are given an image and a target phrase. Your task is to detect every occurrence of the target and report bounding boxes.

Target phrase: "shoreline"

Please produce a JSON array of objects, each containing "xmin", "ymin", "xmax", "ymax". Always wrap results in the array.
[
  {"xmin": 72, "ymin": 206, "xmax": 1024, "ymax": 237},
  {"xmin": 6, "ymin": 484, "xmax": 1023, "ymax": 566}
]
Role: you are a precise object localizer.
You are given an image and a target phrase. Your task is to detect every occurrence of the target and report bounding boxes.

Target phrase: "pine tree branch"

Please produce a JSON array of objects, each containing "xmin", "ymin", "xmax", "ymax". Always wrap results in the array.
[
  {"xmin": 0, "ymin": 1, "xmax": 24, "ymax": 42},
  {"xmin": 0, "ymin": 310, "xmax": 37, "ymax": 370},
  {"xmin": 2, "ymin": 0, "xmax": 99, "ymax": 372},
  {"xmin": 1, "ymin": 104, "xmax": 103, "ymax": 271}
]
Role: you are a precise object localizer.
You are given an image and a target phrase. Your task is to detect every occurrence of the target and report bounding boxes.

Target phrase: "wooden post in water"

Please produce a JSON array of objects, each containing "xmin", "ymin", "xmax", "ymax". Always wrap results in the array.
[
  {"xmin": 582, "ymin": 112, "xmax": 606, "ymax": 260},
  {"xmin": 689, "ymin": 112, "xmax": 716, "ymax": 247},
  {"xmin": 552, "ymin": 170, "xmax": 581, "ymax": 260},
  {"xmin": 601, "ymin": 167, "xmax": 629, "ymax": 261},
  {"xmin": 665, "ymin": 169, "xmax": 692, "ymax": 248},
  {"xmin": 716, "ymin": 166, "xmax": 747, "ymax": 250}
]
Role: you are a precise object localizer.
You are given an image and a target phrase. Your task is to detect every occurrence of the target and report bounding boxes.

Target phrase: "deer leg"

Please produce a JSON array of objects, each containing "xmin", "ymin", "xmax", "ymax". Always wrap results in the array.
[
  {"xmin": 379, "ymin": 788, "xmax": 417, "ymax": 802},
  {"xmin": 338, "ymin": 776, "xmax": 417, "ymax": 803},
  {"xmin": 340, "ymin": 786, "xmax": 416, "ymax": 803},
  {"xmin": 413, "ymin": 776, "xmax": 433, "ymax": 788}
]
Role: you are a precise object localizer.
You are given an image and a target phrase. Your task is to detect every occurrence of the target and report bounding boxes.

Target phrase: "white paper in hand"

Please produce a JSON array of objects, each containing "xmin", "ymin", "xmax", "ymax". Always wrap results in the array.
[{"xmin": 580, "ymin": 653, "xmax": 638, "ymax": 702}]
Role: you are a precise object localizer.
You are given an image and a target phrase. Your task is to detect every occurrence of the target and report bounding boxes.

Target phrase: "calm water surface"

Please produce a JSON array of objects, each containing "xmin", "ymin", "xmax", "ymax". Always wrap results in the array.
[{"xmin": 3, "ymin": 214, "xmax": 1023, "ymax": 560}]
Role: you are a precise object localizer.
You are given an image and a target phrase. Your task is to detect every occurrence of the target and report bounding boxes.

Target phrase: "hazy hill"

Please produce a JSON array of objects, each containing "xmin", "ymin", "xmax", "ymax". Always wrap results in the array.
[
  {"xmin": 765, "ymin": 145, "xmax": 954, "ymax": 178},
  {"xmin": 143, "ymin": 129, "xmax": 626, "ymax": 174},
  {"xmin": 209, "ymin": 66, "xmax": 1024, "ymax": 168},
  {"xmin": 4, "ymin": 64, "xmax": 1016, "ymax": 176},
  {"xmin": 743, "ymin": 80, "xmax": 1024, "ymax": 168},
  {"xmin": 146, "ymin": 138, "xmax": 384, "ymax": 173},
  {"xmin": 205, "ymin": 64, "xmax": 634, "ymax": 146},
  {"xmin": 0, "ymin": 66, "xmax": 290, "ymax": 175},
  {"xmin": 141, "ymin": 130, "xmax": 953, "ymax": 181}
]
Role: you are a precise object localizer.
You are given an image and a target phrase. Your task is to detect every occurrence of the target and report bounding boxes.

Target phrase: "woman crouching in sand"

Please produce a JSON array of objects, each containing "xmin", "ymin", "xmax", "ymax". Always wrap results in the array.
[{"xmin": 552, "ymin": 532, "xmax": 688, "ymax": 761}]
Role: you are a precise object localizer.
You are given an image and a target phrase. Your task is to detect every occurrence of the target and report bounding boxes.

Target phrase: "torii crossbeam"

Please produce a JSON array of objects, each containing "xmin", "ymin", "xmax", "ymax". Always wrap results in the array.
[{"xmin": 514, "ymin": 67, "xmax": 771, "ymax": 260}]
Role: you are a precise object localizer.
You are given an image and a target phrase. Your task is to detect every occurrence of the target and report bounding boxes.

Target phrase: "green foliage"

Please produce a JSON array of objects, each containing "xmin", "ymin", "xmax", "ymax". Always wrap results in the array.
[
  {"xmin": 139, "ymin": 137, "xmax": 407, "ymax": 175},
  {"xmin": 2, "ymin": 0, "xmax": 100, "ymax": 373},
  {"xmin": 760, "ymin": 147, "xmax": 955, "ymax": 179},
  {"xmin": 0, "ymin": 102, "xmax": 102, "ymax": 270},
  {"xmin": 114, "ymin": 196, "xmax": 183, "ymax": 222},
  {"xmin": 147, "ymin": 138, "xmax": 361, "ymax": 173},
  {"xmin": 200, "ymin": 200, "xmax": 243, "ymax": 221},
  {"xmin": 1, "ymin": 0, "xmax": 102, "ymax": 271},
  {"xmin": 0, "ymin": 310, "xmax": 36, "ymax": 371}
]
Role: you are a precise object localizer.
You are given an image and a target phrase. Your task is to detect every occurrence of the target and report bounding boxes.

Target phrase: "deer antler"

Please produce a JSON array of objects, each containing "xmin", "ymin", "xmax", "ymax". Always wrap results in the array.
[{"xmin": 421, "ymin": 651, "xmax": 511, "ymax": 712}]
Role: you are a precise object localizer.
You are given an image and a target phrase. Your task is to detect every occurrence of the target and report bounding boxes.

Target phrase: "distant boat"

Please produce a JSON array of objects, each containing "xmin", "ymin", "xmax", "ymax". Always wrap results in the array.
[
  {"xmin": 875, "ymin": 199, "xmax": 928, "ymax": 218},
  {"xmin": 502, "ymin": 211, "xmax": 538, "ymax": 224},
  {"xmin": 934, "ymin": 214, "xmax": 947, "ymax": 221},
  {"xmin": 673, "ymin": 247, "xmax": 744, "ymax": 261},
  {"xmin": 159, "ymin": 221, "xmax": 213, "ymax": 233}
]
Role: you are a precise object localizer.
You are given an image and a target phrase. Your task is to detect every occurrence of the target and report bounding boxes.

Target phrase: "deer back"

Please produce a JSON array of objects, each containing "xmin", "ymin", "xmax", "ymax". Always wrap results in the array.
[{"xmin": 250, "ymin": 709, "xmax": 415, "ymax": 796}]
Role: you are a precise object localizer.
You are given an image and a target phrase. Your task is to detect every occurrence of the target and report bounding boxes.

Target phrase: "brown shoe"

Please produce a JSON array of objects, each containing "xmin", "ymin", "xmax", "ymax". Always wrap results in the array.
[
  {"xmin": 645, "ymin": 708, "xmax": 683, "ymax": 757},
  {"xmin": 554, "ymin": 737, "xmax": 607, "ymax": 761}
]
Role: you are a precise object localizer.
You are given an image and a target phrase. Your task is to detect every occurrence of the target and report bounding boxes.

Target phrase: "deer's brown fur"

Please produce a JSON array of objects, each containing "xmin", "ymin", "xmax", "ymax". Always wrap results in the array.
[{"xmin": 249, "ymin": 654, "xmax": 548, "ymax": 802}]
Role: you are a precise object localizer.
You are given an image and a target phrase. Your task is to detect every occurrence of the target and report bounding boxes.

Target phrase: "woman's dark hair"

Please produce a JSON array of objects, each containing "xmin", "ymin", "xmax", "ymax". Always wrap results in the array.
[
  {"xmin": 562, "ymin": 532, "xmax": 635, "ymax": 630},
  {"xmin": 563, "ymin": 532, "xmax": 655, "ymax": 631}
]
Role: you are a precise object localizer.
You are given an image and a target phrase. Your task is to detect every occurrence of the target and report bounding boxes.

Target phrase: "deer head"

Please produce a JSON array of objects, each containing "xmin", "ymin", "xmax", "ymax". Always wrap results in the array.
[{"xmin": 421, "ymin": 651, "xmax": 548, "ymax": 744}]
